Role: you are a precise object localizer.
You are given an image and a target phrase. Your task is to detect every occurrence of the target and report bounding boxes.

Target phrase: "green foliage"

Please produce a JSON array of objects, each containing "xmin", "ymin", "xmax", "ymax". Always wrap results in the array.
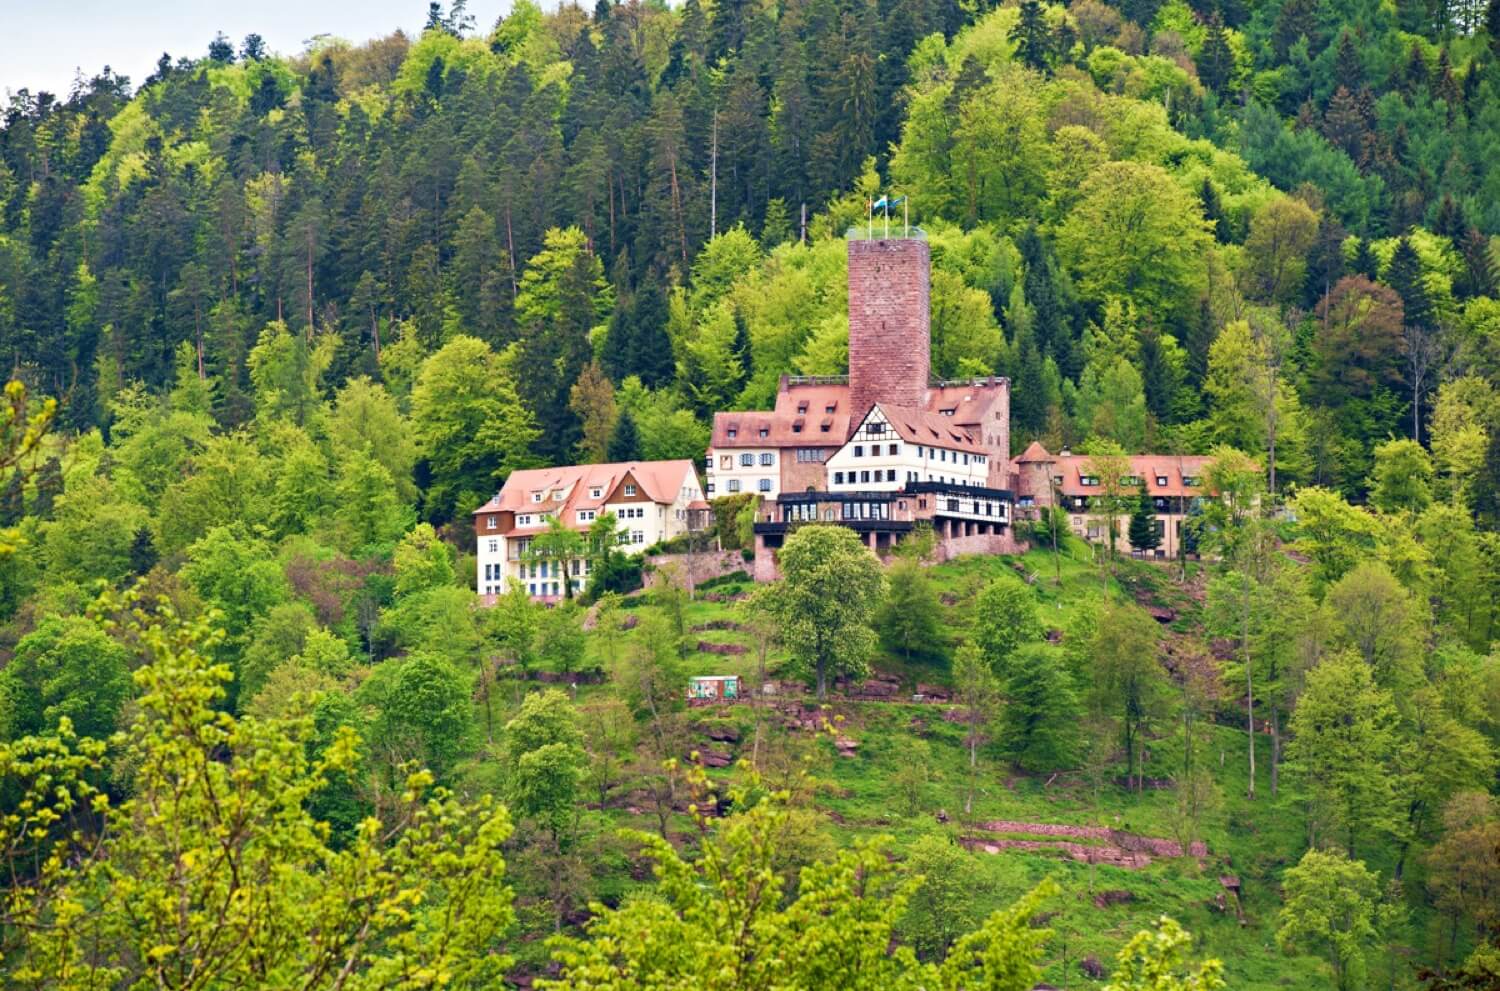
[
  {"xmin": 998, "ymin": 644, "xmax": 1082, "ymax": 771},
  {"xmin": 1277, "ymin": 848, "xmax": 1392, "ymax": 991},
  {"xmin": 1285, "ymin": 652, "xmax": 1405, "ymax": 856},
  {"xmin": 878, "ymin": 555, "xmax": 946, "ymax": 662},
  {"xmin": 973, "ymin": 578, "xmax": 1041, "ymax": 676},
  {"xmin": 503, "ymin": 689, "xmax": 586, "ymax": 844},
  {"xmin": 0, "ymin": 592, "xmax": 513, "ymax": 987},
  {"xmin": 363, "ymin": 652, "xmax": 474, "ymax": 777},
  {"xmin": 752, "ymin": 525, "xmax": 885, "ymax": 699},
  {"xmin": 0, "ymin": 616, "xmax": 131, "ymax": 742}
]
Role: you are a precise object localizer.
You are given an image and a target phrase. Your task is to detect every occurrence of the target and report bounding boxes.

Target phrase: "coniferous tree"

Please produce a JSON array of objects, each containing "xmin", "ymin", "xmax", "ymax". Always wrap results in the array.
[
  {"xmin": 1385, "ymin": 236, "xmax": 1432, "ymax": 331},
  {"xmin": 1196, "ymin": 17, "xmax": 1235, "ymax": 93},
  {"xmin": 630, "ymin": 282, "xmax": 675, "ymax": 389},
  {"xmin": 608, "ymin": 410, "xmax": 642, "ymax": 462},
  {"xmin": 1011, "ymin": 1, "xmax": 1054, "ymax": 73},
  {"xmin": 1128, "ymin": 484, "xmax": 1163, "ymax": 555}
]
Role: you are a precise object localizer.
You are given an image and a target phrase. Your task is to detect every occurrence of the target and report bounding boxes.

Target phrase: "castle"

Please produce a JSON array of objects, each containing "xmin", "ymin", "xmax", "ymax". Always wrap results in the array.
[
  {"xmin": 704, "ymin": 234, "xmax": 1024, "ymax": 580},
  {"xmin": 478, "ymin": 228, "xmax": 1214, "ymax": 598}
]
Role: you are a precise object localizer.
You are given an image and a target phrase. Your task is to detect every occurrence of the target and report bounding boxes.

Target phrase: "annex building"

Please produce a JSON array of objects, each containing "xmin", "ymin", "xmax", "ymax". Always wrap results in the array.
[{"xmin": 473, "ymin": 460, "xmax": 706, "ymax": 601}]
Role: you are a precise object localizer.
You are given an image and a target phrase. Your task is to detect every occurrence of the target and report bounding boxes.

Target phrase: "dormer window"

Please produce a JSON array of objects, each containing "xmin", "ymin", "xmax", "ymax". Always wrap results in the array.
[
  {"xmin": 825, "ymin": 404, "xmax": 836, "ymax": 414},
  {"xmin": 797, "ymin": 402, "xmax": 809, "ymax": 414},
  {"xmin": 1183, "ymin": 476, "xmax": 1201, "ymax": 487},
  {"xmin": 759, "ymin": 427, "xmax": 769, "ymax": 438},
  {"xmin": 532, "ymin": 492, "xmax": 544, "ymax": 503},
  {"xmin": 1080, "ymin": 475, "xmax": 1100, "ymax": 487},
  {"xmin": 727, "ymin": 427, "xmax": 737, "ymax": 439},
  {"xmin": 1156, "ymin": 475, "xmax": 1168, "ymax": 487},
  {"xmin": 1121, "ymin": 476, "xmax": 1141, "ymax": 486},
  {"xmin": 624, "ymin": 484, "xmax": 637, "ymax": 496},
  {"xmin": 590, "ymin": 487, "xmax": 603, "ymax": 499}
]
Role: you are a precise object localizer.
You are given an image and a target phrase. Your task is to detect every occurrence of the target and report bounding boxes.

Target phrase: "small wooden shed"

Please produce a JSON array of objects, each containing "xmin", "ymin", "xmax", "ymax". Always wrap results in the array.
[{"xmin": 688, "ymin": 675, "xmax": 740, "ymax": 701}]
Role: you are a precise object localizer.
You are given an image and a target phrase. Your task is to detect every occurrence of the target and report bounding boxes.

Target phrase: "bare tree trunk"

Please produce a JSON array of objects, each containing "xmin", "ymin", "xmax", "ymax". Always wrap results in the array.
[
  {"xmin": 1243, "ymin": 573, "xmax": 1255, "ymax": 800},
  {"xmin": 709, "ymin": 109, "xmax": 718, "ymax": 239}
]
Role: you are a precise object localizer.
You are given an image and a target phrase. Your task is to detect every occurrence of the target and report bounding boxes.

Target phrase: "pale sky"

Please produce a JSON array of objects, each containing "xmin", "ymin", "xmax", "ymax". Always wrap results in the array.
[{"xmin": 2, "ymin": 1, "xmax": 516, "ymax": 99}]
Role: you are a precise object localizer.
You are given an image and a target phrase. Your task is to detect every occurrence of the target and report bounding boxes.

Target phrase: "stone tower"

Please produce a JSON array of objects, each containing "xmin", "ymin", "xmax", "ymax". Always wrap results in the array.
[{"xmin": 847, "ymin": 237, "xmax": 931, "ymax": 429}]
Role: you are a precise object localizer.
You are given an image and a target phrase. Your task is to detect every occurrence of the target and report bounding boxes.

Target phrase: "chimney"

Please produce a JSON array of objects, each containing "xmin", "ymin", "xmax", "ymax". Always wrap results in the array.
[{"xmin": 847, "ymin": 237, "xmax": 930, "ymax": 430}]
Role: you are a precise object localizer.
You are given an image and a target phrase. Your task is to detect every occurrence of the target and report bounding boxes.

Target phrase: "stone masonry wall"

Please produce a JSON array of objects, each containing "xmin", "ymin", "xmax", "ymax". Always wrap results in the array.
[{"xmin": 848, "ymin": 238, "xmax": 930, "ymax": 430}]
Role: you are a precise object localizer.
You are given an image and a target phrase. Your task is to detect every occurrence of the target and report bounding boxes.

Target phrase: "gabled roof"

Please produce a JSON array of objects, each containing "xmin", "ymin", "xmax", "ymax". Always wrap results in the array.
[
  {"xmin": 709, "ymin": 377, "xmax": 1009, "ymax": 450},
  {"xmin": 870, "ymin": 403, "xmax": 988, "ymax": 454},
  {"xmin": 473, "ymin": 460, "xmax": 698, "ymax": 524}
]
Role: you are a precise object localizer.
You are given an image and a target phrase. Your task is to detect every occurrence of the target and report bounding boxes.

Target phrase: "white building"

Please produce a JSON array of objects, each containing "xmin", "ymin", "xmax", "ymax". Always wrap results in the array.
[
  {"xmin": 473, "ymin": 460, "xmax": 706, "ymax": 601},
  {"xmin": 825, "ymin": 403, "xmax": 993, "ymax": 492}
]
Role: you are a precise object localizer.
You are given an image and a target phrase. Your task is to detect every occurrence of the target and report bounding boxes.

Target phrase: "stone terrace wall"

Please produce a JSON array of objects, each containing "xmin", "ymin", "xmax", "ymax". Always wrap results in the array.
[{"xmin": 644, "ymin": 549, "xmax": 748, "ymax": 592}]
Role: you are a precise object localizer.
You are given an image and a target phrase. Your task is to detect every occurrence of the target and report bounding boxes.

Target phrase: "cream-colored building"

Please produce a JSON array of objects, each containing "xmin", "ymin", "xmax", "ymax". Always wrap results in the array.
[{"xmin": 473, "ymin": 460, "xmax": 706, "ymax": 601}]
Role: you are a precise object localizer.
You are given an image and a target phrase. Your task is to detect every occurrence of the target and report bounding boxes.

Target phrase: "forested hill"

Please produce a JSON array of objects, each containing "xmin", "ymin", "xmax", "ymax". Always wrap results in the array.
[{"xmin": 3, "ymin": 0, "xmax": 1500, "ymax": 523}]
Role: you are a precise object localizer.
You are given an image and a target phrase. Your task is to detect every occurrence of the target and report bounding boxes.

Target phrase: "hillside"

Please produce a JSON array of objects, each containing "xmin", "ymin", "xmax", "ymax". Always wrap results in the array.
[{"xmin": 2, "ymin": 0, "xmax": 1500, "ymax": 987}]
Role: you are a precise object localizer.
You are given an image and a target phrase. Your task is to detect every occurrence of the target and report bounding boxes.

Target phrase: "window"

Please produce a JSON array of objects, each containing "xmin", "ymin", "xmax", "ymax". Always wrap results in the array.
[
  {"xmin": 1183, "ymin": 476, "xmax": 1201, "ymax": 487},
  {"xmin": 758, "ymin": 478, "xmax": 772, "ymax": 492},
  {"xmin": 590, "ymin": 486, "xmax": 603, "ymax": 498},
  {"xmin": 487, "ymin": 539, "xmax": 498, "ymax": 553},
  {"xmin": 632, "ymin": 530, "xmax": 645, "ymax": 544},
  {"xmin": 834, "ymin": 472, "xmax": 844, "ymax": 484},
  {"xmin": 739, "ymin": 453, "xmax": 754, "ymax": 467},
  {"xmin": 1121, "ymin": 475, "xmax": 1141, "ymax": 486},
  {"xmin": 728, "ymin": 479, "xmax": 742, "ymax": 493},
  {"xmin": 797, "ymin": 402, "xmax": 809, "ymax": 414},
  {"xmin": 727, "ymin": 427, "xmax": 738, "ymax": 439},
  {"xmin": 706, "ymin": 483, "xmax": 715, "ymax": 494},
  {"xmin": 759, "ymin": 427, "xmax": 769, "ymax": 438},
  {"xmin": 1156, "ymin": 475, "xmax": 1168, "ymax": 486},
  {"xmin": 860, "ymin": 470, "xmax": 871, "ymax": 483},
  {"xmin": 888, "ymin": 443, "xmax": 899, "ymax": 456},
  {"xmin": 705, "ymin": 456, "xmax": 714, "ymax": 469},
  {"xmin": 518, "ymin": 514, "xmax": 532, "ymax": 526},
  {"xmin": 760, "ymin": 452, "xmax": 774, "ymax": 466},
  {"xmin": 825, "ymin": 404, "xmax": 836, "ymax": 414},
  {"xmin": 528, "ymin": 583, "xmax": 536, "ymax": 596},
  {"xmin": 866, "ymin": 421, "xmax": 884, "ymax": 436},
  {"xmin": 886, "ymin": 469, "xmax": 897, "ymax": 481},
  {"xmin": 1080, "ymin": 475, "xmax": 1100, "ymax": 487},
  {"xmin": 853, "ymin": 445, "xmax": 863, "ymax": 457},
  {"xmin": 578, "ymin": 510, "xmax": 596, "ymax": 523},
  {"xmin": 940, "ymin": 449, "xmax": 947, "ymax": 462},
  {"xmin": 625, "ymin": 484, "xmax": 637, "ymax": 496},
  {"xmin": 795, "ymin": 448, "xmax": 826, "ymax": 463},
  {"xmin": 792, "ymin": 422, "xmax": 803, "ymax": 433},
  {"xmin": 532, "ymin": 492, "xmax": 543, "ymax": 503},
  {"xmin": 962, "ymin": 453, "xmax": 970, "ymax": 465},
  {"xmin": 486, "ymin": 517, "xmax": 497, "ymax": 530}
]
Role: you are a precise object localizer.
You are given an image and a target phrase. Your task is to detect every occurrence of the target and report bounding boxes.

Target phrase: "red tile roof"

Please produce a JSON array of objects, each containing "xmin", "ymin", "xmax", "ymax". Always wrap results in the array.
[
  {"xmin": 874, "ymin": 403, "xmax": 988, "ymax": 454},
  {"xmin": 711, "ymin": 377, "xmax": 1008, "ymax": 449},
  {"xmin": 1043, "ymin": 453, "xmax": 1217, "ymax": 499},
  {"xmin": 473, "ymin": 460, "xmax": 699, "ymax": 529},
  {"xmin": 1016, "ymin": 440, "xmax": 1053, "ymax": 463}
]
